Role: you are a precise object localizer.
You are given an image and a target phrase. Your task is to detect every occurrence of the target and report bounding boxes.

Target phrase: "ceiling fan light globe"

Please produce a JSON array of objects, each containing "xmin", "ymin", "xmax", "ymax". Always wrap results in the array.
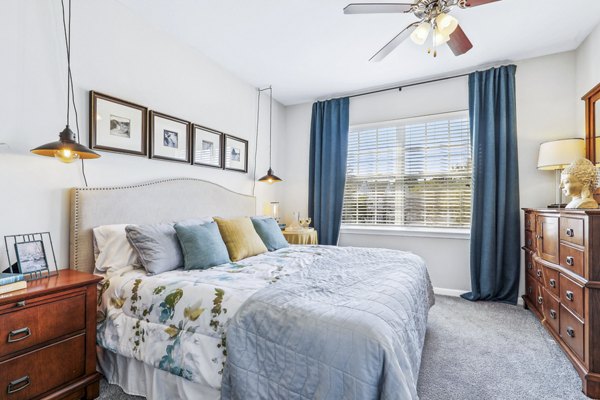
[
  {"xmin": 410, "ymin": 21, "xmax": 431, "ymax": 45},
  {"xmin": 435, "ymin": 13, "xmax": 458, "ymax": 36},
  {"xmin": 434, "ymin": 28, "xmax": 451, "ymax": 45}
]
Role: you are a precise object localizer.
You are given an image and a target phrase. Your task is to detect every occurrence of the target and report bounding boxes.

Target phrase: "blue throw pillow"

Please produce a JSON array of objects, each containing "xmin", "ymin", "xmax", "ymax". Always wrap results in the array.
[
  {"xmin": 174, "ymin": 221, "xmax": 231, "ymax": 270},
  {"xmin": 251, "ymin": 217, "xmax": 289, "ymax": 251}
]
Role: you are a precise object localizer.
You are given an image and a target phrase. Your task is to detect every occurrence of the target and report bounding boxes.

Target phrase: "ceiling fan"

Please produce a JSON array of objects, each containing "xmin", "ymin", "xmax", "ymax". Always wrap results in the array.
[{"xmin": 344, "ymin": 0, "xmax": 501, "ymax": 61}]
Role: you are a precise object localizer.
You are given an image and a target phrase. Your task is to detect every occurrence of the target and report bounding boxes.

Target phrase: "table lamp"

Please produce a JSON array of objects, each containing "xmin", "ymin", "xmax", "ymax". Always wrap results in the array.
[{"xmin": 537, "ymin": 138, "xmax": 585, "ymax": 207}]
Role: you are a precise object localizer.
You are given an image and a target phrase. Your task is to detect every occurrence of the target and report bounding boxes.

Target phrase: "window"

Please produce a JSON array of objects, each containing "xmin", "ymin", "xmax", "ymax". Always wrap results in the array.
[{"xmin": 342, "ymin": 111, "xmax": 472, "ymax": 230}]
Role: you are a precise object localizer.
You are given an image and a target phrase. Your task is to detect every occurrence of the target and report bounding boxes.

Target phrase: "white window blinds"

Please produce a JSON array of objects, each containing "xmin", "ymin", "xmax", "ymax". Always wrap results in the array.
[{"xmin": 342, "ymin": 111, "xmax": 472, "ymax": 229}]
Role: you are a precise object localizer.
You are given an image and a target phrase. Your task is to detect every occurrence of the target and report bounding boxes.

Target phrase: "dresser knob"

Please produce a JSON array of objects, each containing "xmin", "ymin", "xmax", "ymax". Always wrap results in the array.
[
  {"xmin": 566, "ymin": 327, "xmax": 575, "ymax": 338},
  {"xmin": 536, "ymin": 235, "xmax": 543, "ymax": 240},
  {"xmin": 7, "ymin": 375, "xmax": 30, "ymax": 394},
  {"xmin": 527, "ymin": 262, "xmax": 533, "ymax": 270},
  {"xmin": 8, "ymin": 327, "xmax": 31, "ymax": 343},
  {"xmin": 527, "ymin": 239, "xmax": 532, "ymax": 246},
  {"xmin": 538, "ymin": 296, "xmax": 543, "ymax": 305},
  {"xmin": 566, "ymin": 228, "xmax": 574, "ymax": 237},
  {"xmin": 528, "ymin": 287, "xmax": 533, "ymax": 295},
  {"xmin": 566, "ymin": 291, "xmax": 574, "ymax": 301},
  {"xmin": 566, "ymin": 256, "xmax": 574, "ymax": 266},
  {"xmin": 549, "ymin": 309, "xmax": 557, "ymax": 319},
  {"xmin": 15, "ymin": 301, "xmax": 26, "ymax": 308},
  {"xmin": 536, "ymin": 270, "xmax": 542, "ymax": 278},
  {"xmin": 549, "ymin": 279, "xmax": 556, "ymax": 288}
]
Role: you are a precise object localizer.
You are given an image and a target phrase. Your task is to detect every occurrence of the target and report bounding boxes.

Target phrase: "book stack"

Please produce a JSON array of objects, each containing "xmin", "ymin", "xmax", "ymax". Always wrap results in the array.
[{"xmin": 0, "ymin": 272, "xmax": 27, "ymax": 295}]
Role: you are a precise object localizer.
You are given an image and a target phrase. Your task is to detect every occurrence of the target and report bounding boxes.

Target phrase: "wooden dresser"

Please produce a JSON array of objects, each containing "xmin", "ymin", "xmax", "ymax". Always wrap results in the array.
[
  {"xmin": 0, "ymin": 270, "xmax": 102, "ymax": 400},
  {"xmin": 523, "ymin": 208, "xmax": 600, "ymax": 398}
]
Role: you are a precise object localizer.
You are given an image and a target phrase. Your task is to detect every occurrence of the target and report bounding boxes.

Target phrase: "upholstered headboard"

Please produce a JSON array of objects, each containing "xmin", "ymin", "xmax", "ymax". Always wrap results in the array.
[{"xmin": 69, "ymin": 178, "xmax": 255, "ymax": 273}]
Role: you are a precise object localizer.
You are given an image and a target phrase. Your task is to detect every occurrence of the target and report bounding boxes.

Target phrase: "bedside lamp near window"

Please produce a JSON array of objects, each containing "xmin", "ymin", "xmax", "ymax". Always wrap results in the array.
[{"xmin": 537, "ymin": 138, "xmax": 585, "ymax": 207}]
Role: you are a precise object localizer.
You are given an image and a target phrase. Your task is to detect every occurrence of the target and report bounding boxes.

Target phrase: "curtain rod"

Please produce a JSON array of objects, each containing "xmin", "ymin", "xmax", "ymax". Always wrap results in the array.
[{"xmin": 347, "ymin": 72, "xmax": 470, "ymax": 99}]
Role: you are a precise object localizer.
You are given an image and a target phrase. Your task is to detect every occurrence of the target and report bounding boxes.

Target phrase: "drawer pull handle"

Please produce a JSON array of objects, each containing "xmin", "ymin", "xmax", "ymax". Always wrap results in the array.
[
  {"xmin": 536, "ymin": 235, "xmax": 543, "ymax": 240},
  {"xmin": 549, "ymin": 279, "xmax": 556, "ymax": 288},
  {"xmin": 528, "ymin": 287, "xmax": 533, "ymax": 295},
  {"xmin": 527, "ymin": 239, "xmax": 532, "ymax": 246},
  {"xmin": 15, "ymin": 301, "xmax": 26, "ymax": 308},
  {"xmin": 8, "ymin": 327, "xmax": 31, "ymax": 343},
  {"xmin": 566, "ymin": 256, "xmax": 574, "ymax": 266},
  {"xmin": 538, "ymin": 296, "xmax": 543, "ymax": 305},
  {"xmin": 7, "ymin": 375, "xmax": 30, "ymax": 394},
  {"xmin": 566, "ymin": 327, "xmax": 575, "ymax": 338},
  {"xmin": 536, "ymin": 270, "xmax": 542, "ymax": 278},
  {"xmin": 549, "ymin": 309, "xmax": 557, "ymax": 319},
  {"xmin": 527, "ymin": 262, "xmax": 533, "ymax": 270},
  {"xmin": 566, "ymin": 228, "xmax": 574, "ymax": 237},
  {"xmin": 566, "ymin": 291, "xmax": 574, "ymax": 301}
]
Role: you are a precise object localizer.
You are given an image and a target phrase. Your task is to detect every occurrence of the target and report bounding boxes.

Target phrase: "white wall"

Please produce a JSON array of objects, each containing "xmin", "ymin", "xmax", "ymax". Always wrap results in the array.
[
  {"xmin": 283, "ymin": 51, "xmax": 577, "ymax": 293},
  {"xmin": 0, "ymin": 0, "xmax": 286, "ymax": 271},
  {"xmin": 575, "ymin": 22, "xmax": 600, "ymax": 135}
]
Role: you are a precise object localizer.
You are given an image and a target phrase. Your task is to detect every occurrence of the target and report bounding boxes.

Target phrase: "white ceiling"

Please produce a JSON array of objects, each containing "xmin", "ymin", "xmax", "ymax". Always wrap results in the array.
[{"xmin": 117, "ymin": 0, "xmax": 600, "ymax": 105}]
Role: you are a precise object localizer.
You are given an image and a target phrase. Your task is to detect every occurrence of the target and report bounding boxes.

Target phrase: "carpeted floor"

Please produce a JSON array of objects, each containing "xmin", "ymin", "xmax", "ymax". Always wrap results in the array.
[{"xmin": 99, "ymin": 295, "xmax": 587, "ymax": 400}]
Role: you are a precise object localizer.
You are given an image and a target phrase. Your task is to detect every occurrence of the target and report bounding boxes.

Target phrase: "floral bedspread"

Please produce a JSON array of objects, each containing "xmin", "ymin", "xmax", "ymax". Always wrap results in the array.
[{"xmin": 96, "ymin": 246, "xmax": 319, "ymax": 389}]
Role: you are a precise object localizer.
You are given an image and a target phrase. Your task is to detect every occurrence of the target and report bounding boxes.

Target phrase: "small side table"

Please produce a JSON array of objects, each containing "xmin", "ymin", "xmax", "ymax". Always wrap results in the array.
[{"xmin": 282, "ymin": 228, "xmax": 318, "ymax": 245}]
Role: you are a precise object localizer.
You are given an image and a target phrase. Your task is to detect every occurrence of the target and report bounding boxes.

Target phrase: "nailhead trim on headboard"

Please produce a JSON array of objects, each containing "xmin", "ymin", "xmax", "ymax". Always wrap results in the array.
[{"xmin": 70, "ymin": 177, "xmax": 255, "ymax": 272}]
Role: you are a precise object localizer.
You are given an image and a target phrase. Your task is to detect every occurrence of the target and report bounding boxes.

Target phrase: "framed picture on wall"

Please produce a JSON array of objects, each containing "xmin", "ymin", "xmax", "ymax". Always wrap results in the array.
[
  {"xmin": 224, "ymin": 134, "xmax": 248, "ymax": 173},
  {"xmin": 149, "ymin": 111, "xmax": 191, "ymax": 163},
  {"xmin": 89, "ymin": 91, "xmax": 148, "ymax": 156},
  {"xmin": 192, "ymin": 125, "xmax": 223, "ymax": 168}
]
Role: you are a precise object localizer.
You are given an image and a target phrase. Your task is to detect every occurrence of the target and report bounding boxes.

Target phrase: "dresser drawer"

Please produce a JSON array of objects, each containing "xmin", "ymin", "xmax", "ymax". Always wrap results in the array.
[
  {"xmin": 525, "ymin": 212, "xmax": 535, "ymax": 232},
  {"xmin": 560, "ymin": 305, "xmax": 585, "ymax": 362},
  {"xmin": 542, "ymin": 265, "xmax": 560, "ymax": 298},
  {"xmin": 542, "ymin": 288, "xmax": 560, "ymax": 335},
  {"xmin": 525, "ymin": 230, "xmax": 535, "ymax": 251},
  {"xmin": 560, "ymin": 217, "xmax": 585, "ymax": 247},
  {"xmin": 0, "ymin": 292, "xmax": 85, "ymax": 358},
  {"xmin": 525, "ymin": 252, "xmax": 534, "ymax": 277},
  {"xmin": 559, "ymin": 244, "xmax": 584, "ymax": 277},
  {"xmin": 0, "ymin": 334, "xmax": 85, "ymax": 400},
  {"xmin": 525, "ymin": 273, "xmax": 537, "ymax": 306},
  {"xmin": 560, "ymin": 274, "xmax": 584, "ymax": 319}
]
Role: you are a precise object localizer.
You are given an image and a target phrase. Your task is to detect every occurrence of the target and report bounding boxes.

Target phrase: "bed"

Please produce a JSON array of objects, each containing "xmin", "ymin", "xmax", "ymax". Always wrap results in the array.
[{"xmin": 69, "ymin": 178, "xmax": 434, "ymax": 399}]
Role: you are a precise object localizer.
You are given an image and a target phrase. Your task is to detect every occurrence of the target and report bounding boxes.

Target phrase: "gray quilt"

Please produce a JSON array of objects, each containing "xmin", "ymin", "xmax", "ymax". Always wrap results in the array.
[{"xmin": 221, "ymin": 245, "xmax": 434, "ymax": 400}]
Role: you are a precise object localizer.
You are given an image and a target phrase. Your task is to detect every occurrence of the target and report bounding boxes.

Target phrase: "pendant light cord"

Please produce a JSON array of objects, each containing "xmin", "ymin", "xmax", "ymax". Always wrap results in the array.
[
  {"xmin": 252, "ymin": 88, "xmax": 262, "ymax": 196},
  {"xmin": 268, "ymin": 85, "xmax": 272, "ymax": 169},
  {"xmin": 60, "ymin": 0, "xmax": 88, "ymax": 187}
]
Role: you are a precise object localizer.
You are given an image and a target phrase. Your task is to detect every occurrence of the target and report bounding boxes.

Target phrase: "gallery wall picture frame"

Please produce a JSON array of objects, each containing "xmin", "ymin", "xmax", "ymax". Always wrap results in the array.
[
  {"xmin": 89, "ymin": 91, "xmax": 148, "ymax": 156},
  {"xmin": 224, "ymin": 134, "xmax": 249, "ymax": 173},
  {"xmin": 149, "ymin": 111, "xmax": 192, "ymax": 164},
  {"xmin": 192, "ymin": 125, "xmax": 223, "ymax": 169}
]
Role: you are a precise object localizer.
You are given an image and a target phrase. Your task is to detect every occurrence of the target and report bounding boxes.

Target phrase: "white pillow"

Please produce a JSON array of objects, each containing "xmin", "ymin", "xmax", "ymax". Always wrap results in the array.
[{"xmin": 93, "ymin": 224, "xmax": 140, "ymax": 273}]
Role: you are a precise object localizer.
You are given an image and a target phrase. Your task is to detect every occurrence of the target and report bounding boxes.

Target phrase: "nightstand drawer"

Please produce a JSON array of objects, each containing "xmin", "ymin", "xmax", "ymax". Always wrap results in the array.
[
  {"xmin": 0, "ymin": 292, "xmax": 86, "ymax": 358},
  {"xmin": 0, "ymin": 334, "xmax": 85, "ymax": 400}
]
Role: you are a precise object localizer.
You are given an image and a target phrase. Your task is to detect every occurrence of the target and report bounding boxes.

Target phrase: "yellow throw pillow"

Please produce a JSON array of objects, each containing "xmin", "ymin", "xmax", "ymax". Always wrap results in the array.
[{"xmin": 214, "ymin": 217, "xmax": 268, "ymax": 261}]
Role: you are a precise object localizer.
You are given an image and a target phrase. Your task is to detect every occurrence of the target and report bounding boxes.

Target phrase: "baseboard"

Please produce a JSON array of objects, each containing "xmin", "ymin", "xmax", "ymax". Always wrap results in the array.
[{"xmin": 433, "ymin": 287, "xmax": 524, "ymax": 306}]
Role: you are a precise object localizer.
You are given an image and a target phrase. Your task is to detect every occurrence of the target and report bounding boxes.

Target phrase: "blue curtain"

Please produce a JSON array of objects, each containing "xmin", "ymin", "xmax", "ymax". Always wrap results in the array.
[
  {"xmin": 461, "ymin": 65, "xmax": 521, "ymax": 304},
  {"xmin": 308, "ymin": 97, "xmax": 350, "ymax": 245}
]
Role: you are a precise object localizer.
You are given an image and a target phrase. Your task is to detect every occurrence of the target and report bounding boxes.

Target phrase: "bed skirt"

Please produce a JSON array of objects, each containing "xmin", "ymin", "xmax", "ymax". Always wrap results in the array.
[{"xmin": 97, "ymin": 346, "xmax": 220, "ymax": 400}]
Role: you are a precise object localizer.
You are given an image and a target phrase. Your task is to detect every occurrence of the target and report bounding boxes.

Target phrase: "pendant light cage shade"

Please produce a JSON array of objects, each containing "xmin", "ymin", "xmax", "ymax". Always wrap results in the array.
[
  {"xmin": 31, "ymin": 126, "xmax": 100, "ymax": 163},
  {"xmin": 258, "ymin": 168, "xmax": 283, "ymax": 184}
]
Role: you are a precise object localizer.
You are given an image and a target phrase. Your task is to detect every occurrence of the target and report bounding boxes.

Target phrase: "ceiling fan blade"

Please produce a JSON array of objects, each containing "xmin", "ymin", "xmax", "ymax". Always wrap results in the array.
[
  {"xmin": 464, "ymin": 0, "xmax": 500, "ymax": 7},
  {"xmin": 447, "ymin": 25, "xmax": 473, "ymax": 56},
  {"xmin": 370, "ymin": 23, "xmax": 418, "ymax": 62},
  {"xmin": 344, "ymin": 3, "xmax": 414, "ymax": 14}
]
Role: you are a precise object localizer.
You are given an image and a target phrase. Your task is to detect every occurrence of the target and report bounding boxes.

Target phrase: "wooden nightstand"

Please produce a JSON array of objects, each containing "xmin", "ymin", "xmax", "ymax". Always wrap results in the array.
[{"xmin": 0, "ymin": 270, "xmax": 102, "ymax": 400}]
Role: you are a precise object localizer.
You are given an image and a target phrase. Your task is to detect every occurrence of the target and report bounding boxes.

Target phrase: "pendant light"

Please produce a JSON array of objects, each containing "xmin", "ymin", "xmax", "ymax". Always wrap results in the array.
[
  {"xmin": 257, "ymin": 86, "xmax": 282, "ymax": 184},
  {"xmin": 31, "ymin": 0, "xmax": 100, "ymax": 163}
]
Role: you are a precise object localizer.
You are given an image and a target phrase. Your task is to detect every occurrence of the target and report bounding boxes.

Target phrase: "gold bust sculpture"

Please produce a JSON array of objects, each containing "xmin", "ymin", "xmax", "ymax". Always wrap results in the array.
[{"xmin": 560, "ymin": 158, "xmax": 599, "ymax": 209}]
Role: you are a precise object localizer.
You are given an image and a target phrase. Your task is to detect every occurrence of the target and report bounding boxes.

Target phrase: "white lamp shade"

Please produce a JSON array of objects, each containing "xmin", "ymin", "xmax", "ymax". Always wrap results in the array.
[
  {"xmin": 435, "ymin": 13, "xmax": 458, "ymax": 36},
  {"xmin": 410, "ymin": 22, "xmax": 431, "ymax": 45},
  {"xmin": 537, "ymin": 138, "xmax": 585, "ymax": 170},
  {"xmin": 433, "ymin": 28, "xmax": 450, "ymax": 45}
]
